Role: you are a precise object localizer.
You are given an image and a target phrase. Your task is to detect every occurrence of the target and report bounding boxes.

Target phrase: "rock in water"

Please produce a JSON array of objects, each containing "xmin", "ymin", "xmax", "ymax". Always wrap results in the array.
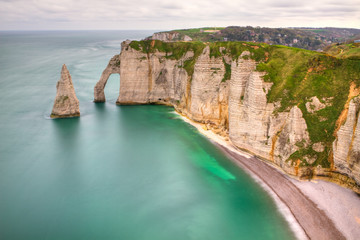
[{"xmin": 51, "ymin": 64, "xmax": 80, "ymax": 118}]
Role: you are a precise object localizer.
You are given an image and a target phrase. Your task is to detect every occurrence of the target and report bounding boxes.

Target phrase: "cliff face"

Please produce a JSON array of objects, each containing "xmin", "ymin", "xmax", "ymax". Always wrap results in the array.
[
  {"xmin": 51, "ymin": 64, "xmax": 80, "ymax": 118},
  {"xmin": 94, "ymin": 54, "xmax": 121, "ymax": 102},
  {"xmin": 94, "ymin": 40, "xmax": 360, "ymax": 192},
  {"xmin": 113, "ymin": 42, "xmax": 190, "ymax": 105},
  {"xmin": 188, "ymin": 46, "xmax": 227, "ymax": 125},
  {"xmin": 333, "ymin": 96, "xmax": 360, "ymax": 186},
  {"xmin": 150, "ymin": 32, "xmax": 192, "ymax": 42},
  {"xmin": 228, "ymin": 54, "xmax": 310, "ymax": 175}
]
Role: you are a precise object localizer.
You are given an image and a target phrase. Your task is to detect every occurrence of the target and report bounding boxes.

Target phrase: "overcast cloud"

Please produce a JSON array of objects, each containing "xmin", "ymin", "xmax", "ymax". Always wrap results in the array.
[{"xmin": 0, "ymin": 0, "xmax": 359, "ymax": 30}]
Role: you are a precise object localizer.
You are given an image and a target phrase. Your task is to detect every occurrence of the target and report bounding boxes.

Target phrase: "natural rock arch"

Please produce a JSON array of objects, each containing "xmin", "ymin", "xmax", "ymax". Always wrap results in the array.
[{"xmin": 94, "ymin": 54, "xmax": 121, "ymax": 102}]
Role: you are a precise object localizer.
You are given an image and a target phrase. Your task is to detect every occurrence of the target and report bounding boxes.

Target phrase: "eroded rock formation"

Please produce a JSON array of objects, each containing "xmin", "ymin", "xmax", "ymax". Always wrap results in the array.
[
  {"xmin": 94, "ymin": 40, "xmax": 360, "ymax": 192},
  {"xmin": 333, "ymin": 97, "xmax": 360, "ymax": 186},
  {"xmin": 94, "ymin": 54, "xmax": 121, "ymax": 102},
  {"xmin": 305, "ymin": 96, "xmax": 327, "ymax": 113},
  {"xmin": 51, "ymin": 64, "xmax": 80, "ymax": 118},
  {"xmin": 150, "ymin": 32, "xmax": 192, "ymax": 42}
]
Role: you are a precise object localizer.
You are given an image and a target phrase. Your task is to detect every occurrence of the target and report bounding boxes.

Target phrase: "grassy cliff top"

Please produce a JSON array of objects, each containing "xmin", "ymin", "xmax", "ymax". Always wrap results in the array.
[
  {"xmin": 152, "ymin": 26, "xmax": 360, "ymax": 50},
  {"xmin": 128, "ymin": 40, "xmax": 360, "ymax": 167},
  {"xmin": 256, "ymin": 45, "xmax": 360, "ymax": 167},
  {"xmin": 324, "ymin": 43, "xmax": 360, "ymax": 60}
]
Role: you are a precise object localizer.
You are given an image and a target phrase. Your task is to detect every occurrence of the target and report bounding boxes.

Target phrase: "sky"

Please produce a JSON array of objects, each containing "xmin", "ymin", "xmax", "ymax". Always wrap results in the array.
[{"xmin": 0, "ymin": 0, "xmax": 359, "ymax": 30}]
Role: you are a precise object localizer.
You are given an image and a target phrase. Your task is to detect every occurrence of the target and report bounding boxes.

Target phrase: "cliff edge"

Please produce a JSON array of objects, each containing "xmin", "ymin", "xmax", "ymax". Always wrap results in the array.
[
  {"xmin": 51, "ymin": 64, "xmax": 80, "ymax": 118},
  {"xmin": 94, "ymin": 40, "xmax": 360, "ymax": 193}
]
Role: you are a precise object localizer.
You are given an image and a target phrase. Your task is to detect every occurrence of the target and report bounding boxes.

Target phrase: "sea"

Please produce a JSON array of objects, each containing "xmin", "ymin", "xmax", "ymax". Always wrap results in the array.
[{"xmin": 0, "ymin": 30, "xmax": 296, "ymax": 240}]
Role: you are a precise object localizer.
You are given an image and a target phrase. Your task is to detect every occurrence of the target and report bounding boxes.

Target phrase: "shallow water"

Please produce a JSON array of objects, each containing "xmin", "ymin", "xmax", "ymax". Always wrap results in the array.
[{"xmin": 0, "ymin": 31, "xmax": 296, "ymax": 239}]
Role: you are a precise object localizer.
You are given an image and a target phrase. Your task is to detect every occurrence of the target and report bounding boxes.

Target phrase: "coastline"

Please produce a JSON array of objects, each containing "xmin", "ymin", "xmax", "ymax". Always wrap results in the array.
[{"xmin": 175, "ymin": 112, "xmax": 360, "ymax": 240}]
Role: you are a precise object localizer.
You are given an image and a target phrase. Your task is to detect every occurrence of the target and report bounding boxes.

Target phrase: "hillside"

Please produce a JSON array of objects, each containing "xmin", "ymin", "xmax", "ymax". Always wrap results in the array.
[
  {"xmin": 149, "ymin": 26, "xmax": 360, "ymax": 51},
  {"xmin": 324, "ymin": 42, "xmax": 360, "ymax": 59}
]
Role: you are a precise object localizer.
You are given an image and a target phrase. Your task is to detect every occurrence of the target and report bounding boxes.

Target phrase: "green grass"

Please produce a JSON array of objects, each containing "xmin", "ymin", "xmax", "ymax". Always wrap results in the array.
[
  {"xmin": 324, "ymin": 43, "xmax": 360, "ymax": 59},
  {"xmin": 160, "ymin": 27, "xmax": 226, "ymax": 42},
  {"xmin": 222, "ymin": 58, "xmax": 231, "ymax": 82},
  {"xmin": 257, "ymin": 45, "xmax": 360, "ymax": 166},
  {"xmin": 208, "ymin": 41, "xmax": 268, "ymax": 61},
  {"xmin": 174, "ymin": 27, "xmax": 224, "ymax": 34},
  {"xmin": 129, "ymin": 40, "xmax": 268, "ymax": 81},
  {"xmin": 129, "ymin": 40, "xmax": 206, "ymax": 78},
  {"xmin": 302, "ymin": 29, "xmax": 327, "ymax": 33}
]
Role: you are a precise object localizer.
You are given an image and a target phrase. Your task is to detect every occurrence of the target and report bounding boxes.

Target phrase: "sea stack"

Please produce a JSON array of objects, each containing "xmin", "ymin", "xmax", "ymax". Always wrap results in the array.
[{"xmin": 51, "ymin": 64, "xmax": 80, "ymax": 118}]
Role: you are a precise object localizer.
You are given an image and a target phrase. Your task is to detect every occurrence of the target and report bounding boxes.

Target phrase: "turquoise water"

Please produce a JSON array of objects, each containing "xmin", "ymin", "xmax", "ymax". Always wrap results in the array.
[{"xmin": 0, "ymin": 31, "xmax": 296, "ymax": 240}]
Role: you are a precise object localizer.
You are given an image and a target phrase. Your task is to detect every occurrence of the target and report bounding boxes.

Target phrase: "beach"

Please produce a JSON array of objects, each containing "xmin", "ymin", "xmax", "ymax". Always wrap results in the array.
[{"xmin": 179, "ymin": 114, "xmax": 360, "ymax": 240}]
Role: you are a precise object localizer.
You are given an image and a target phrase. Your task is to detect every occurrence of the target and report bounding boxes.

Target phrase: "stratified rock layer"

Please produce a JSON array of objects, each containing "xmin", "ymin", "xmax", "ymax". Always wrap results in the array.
[
  {"xmin": 94, "ymin": 41, "xmax": 360, "ymax": 192},
  {"xmin": 333, "ymin": 97, "xmax": 360, "ymax": 186},
  {"xmin": 150, "ymin": 32, "xmax": 192, "ymax": 42},
  {"xmin": 51, "ymin": 64, "xmax": 80, "ymax": 118},
  {"xmin": 94, "ymin": 55, "xmax": 121, "ymax": 102}
]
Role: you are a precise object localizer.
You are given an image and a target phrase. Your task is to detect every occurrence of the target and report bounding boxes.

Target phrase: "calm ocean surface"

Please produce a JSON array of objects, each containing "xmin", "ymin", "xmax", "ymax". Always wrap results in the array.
[{"xmin": 0, "ymin": 31, "xmax": 295, "ymax": 240}]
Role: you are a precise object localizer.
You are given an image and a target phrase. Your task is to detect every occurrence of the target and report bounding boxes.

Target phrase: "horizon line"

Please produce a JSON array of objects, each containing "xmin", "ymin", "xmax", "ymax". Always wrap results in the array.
[{"xmin": 1, "ymin": 26, "xmax": 360, "ymax": 31}]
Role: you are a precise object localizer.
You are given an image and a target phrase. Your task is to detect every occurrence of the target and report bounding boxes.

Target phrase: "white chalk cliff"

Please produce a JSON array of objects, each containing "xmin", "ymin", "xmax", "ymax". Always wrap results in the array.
[
  {"xmin": 150, "ymin": 32, "xmax": 192, "ymax": 42},
  {"xmin": 333, "ymin": 97, "xmax": 360, "ymax": 185},
  {"xmin": 94, "ymin": 41, "xmax": 360, "ymax": 192}
]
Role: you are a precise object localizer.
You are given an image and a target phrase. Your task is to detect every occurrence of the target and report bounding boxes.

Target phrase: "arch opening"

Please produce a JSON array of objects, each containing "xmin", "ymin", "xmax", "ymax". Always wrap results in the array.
[
  {"xmin": 94, "ymin": 54, "xmax": 121, "ymax": 103},
  {"xmin": 104, "ymin": 73, "xmax": 120, "ymax": 103}
]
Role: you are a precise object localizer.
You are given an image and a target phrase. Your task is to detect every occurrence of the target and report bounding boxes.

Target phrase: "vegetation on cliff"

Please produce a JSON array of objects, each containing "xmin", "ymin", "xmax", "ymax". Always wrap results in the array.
[
  {"xmin": 153, "ymin": 26, "xmax": 360, "ymax": 51},
  {"xmin": 128, "ymin": 39, "xmax": 360, "ymax": 168},
  {"xmin": 323, "ymin": 42, "xmax": 360, "ymax": 60},
  {"xmin": 129, "ymin": 40, "xmax": 268, "ymax": 81},
  {"xmin": 130, "ymin": 40, "xmax": 205, "ymax": 78},
  {"xmin": 169, "ymin": 27, "xmax": 225, "ymax": 42},
  {"xmin": 257, "ymin": 46, "xmax": 360, "ymax": 167}
]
